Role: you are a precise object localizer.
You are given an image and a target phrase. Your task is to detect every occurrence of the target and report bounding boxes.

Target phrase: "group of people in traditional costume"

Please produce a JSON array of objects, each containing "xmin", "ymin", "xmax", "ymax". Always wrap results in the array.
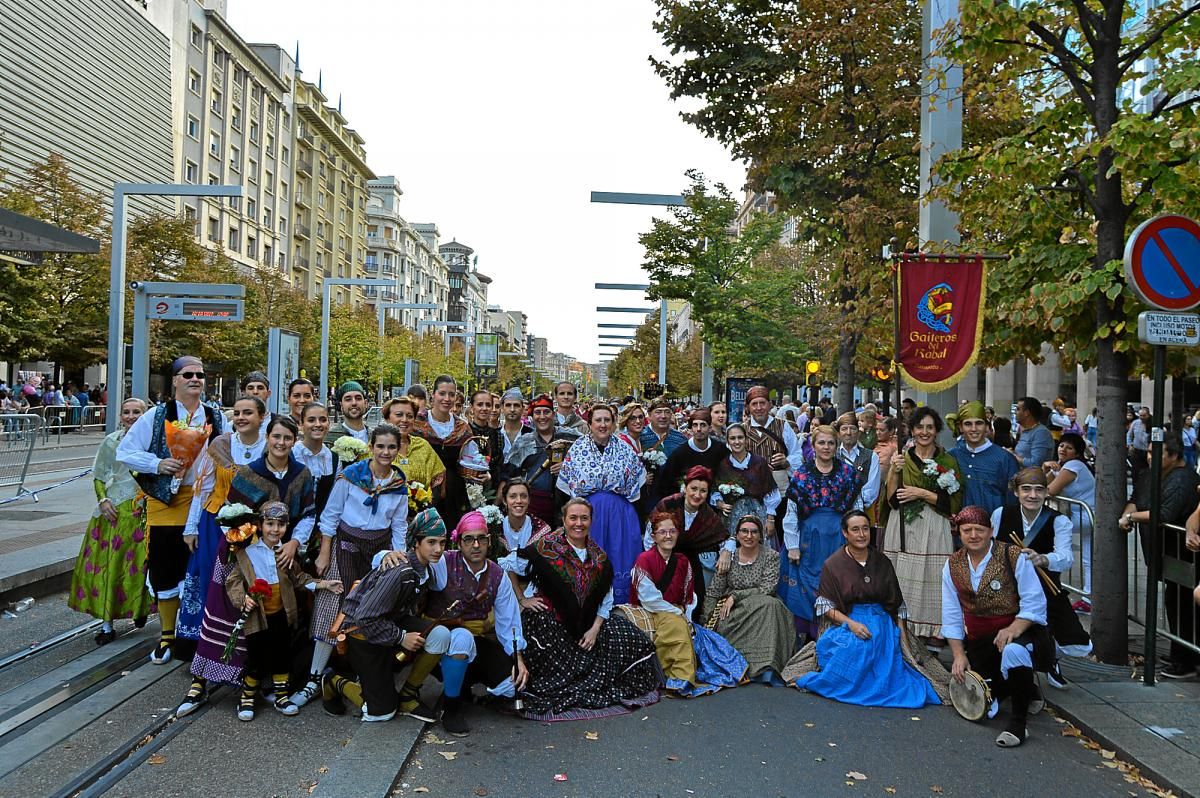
[{"xmin": 66, "ymin": 362, "xmax": 1099, "ymax": 749}]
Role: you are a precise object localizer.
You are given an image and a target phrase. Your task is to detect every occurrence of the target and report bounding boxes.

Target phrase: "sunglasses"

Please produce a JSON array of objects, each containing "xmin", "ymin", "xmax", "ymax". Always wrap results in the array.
[
  {"xmin": 627, "ymin": 414, "xmax": 646, "ymax": 421},
  {"xmin": 177, "ymin": 371, "xmax": 206, "ymax": 379}
]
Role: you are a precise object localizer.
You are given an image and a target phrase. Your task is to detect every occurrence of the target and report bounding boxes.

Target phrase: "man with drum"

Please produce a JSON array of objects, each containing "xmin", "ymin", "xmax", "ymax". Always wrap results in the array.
[{"xmin": 940, "ymin": 505, "xmax": 1048, "ymax": 748}]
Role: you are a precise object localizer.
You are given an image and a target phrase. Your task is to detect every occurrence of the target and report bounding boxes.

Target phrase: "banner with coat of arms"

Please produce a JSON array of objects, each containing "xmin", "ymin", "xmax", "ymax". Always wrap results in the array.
[{"xmin": 896, "ymin": 254, "xmax": 987, "ymax": 392}]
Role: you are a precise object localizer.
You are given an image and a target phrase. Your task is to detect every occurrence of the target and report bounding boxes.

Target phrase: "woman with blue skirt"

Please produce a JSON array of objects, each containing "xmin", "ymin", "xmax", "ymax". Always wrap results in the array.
[
  {"xmin": 780, "ymin": 425, "xmax": 858, "ymax": 639},
  {"xmin": 791, "ymin": 510, "xmax": 944, "ymax": 708},
  {"xmin": 557, "ymin": 404, "xmax": 646, "ymax": 604}
]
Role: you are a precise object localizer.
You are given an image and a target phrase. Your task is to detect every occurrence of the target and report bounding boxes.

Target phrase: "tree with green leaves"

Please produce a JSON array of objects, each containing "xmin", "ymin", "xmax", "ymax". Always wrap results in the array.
[
  {"xmin": 936, "ymin": 0, "xmax": 1200, "ymax": 663},
  {"xmin": 639, "ymin": 171, "xmax": 807, "ymax": 380},
  {"xmin": 651, "ymin": 0, "xmax": 922, "ymax": 410},
  {"xmin": 605, "ymin": 312, "xmax": 703, "ymax": 400}
]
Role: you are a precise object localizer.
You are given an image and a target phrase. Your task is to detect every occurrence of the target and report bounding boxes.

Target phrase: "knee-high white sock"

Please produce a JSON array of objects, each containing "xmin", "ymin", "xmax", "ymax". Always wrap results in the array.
[{"xmin": 310, "ymin": 641, "xmax": 334, "ymax": 676}]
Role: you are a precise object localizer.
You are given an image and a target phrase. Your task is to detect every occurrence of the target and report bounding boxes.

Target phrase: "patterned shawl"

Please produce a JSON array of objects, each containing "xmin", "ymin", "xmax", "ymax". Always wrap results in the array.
[
  {"xmin": 412, "ymin": 413, "xmax": 475, "ymax": 448},
  {"xmin": 339, "ymin": 459, "xmax": 408, "ymax": 513},
  {"xmin": 520, "ymin": 529, "xmax": 613, "ymax": 638},
  {"xmin": 714, "ymin": 452, "xmax": 777, "ymax": 500},
  {"xmin": 557, "ymin": 435, "xmax": 645, "ymax": 499},
  {"xmin": 228, "ymin": 455, "xmax": 314, "ymax": 541},
  {"xmin": 787, "ymin": 459, "xmax": 858, "ymax": 515}
]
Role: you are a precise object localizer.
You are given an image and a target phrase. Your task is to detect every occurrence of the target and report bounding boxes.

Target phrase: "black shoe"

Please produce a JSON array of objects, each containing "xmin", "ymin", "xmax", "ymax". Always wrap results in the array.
[
  {"xmin": 1161, "ymin": 662, "xmax": 1198, "ymax": 680},
  {"xmin": 95, "ymin": 630, "xmax": 116, "ymax": 646},
  {"xmin": 321, "ymin": 674, "xmax": 346, "ymax": 717},
  {"xmin": 441, "ymin": 695, "xmax": 470, "ymax": 737},
  {"xmin": 1046, "ymin": 661, "xmax": 1069, "ymax": 690},
  {"xmin": 399, "ymin": 697, "xmax": 439, "ymax": 723}
]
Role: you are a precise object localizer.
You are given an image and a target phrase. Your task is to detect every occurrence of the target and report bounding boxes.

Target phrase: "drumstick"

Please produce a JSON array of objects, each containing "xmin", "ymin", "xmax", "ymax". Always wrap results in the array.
[{"xmin": 1007, "ymin": 533, "xmax": 1061, "ymax": 596}]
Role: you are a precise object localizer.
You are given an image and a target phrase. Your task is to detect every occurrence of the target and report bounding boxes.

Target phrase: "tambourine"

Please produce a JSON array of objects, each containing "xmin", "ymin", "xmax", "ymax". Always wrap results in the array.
[{"xmin": 949, "ymin": 669, "xmax": 993, "ymax": 721}]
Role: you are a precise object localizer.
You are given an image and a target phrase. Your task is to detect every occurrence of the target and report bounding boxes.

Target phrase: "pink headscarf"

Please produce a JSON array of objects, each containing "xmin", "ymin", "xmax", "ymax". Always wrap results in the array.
[{"xmin": 451, "ymin": 510, "xmax": 488, "ymax": 542}]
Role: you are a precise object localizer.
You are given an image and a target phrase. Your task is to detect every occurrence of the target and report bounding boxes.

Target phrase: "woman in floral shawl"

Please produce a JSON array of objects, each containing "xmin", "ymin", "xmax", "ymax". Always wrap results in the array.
[
  {"xmin": 504, "ymin": 497, "xmax": 660, "ymax": 720},
  {"xmin": 881, "ymin": 407, "xmax": 963, "ymax": 643},
  {"xmin": 556, "ymin": 404, "xmax": 646, "ymax": 604},
  {"xmin": 779, "ymin": 425, "xmax": 859, "ymax": 638}
]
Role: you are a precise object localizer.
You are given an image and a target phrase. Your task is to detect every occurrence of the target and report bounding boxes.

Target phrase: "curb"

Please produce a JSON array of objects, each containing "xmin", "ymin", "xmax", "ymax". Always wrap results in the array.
[
  {"xmin": 0, "ymin": 559, "xmax": 75, "ymax": 603},
  {"xmin": 309, "ymin": 713, "xmax": 427, "ymax": 798},
  {"xmin": 1046, "ymin": 696, "xmax": 1196, "ymax": 798}
]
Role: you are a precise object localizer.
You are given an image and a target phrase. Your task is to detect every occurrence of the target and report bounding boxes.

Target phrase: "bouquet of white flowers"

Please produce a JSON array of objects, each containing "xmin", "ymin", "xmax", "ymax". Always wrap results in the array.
[
  {"xmin": 921, "ymin": 458, "xmax": 961, "ymax": 495},
  {"xmin": 480, "ymin": 504, "xmax": 503, "ymax": 526},
  {"xmin": 717, "ymin": 483, "xmax": 745, "ymax": 501},
  {"xmin": 466, "ymin": 482, "xmax": 486, "ymax": 509},
  {"xmin": 331, "ymin": 436, "xmax": 369, "ymax": 464},
  {"xmin": 641, "ymin": 449, "xmax": 667, "ymax": 469}
]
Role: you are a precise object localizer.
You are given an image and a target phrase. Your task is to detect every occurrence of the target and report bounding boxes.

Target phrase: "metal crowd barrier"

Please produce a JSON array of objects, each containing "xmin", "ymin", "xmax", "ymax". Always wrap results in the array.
[
  {"xmin": 1131, "ymin": 519, "xmax": 1199, "ymax": 666},
  {"xmin": 1044, "ymin": 494, "xmax": 1095, "ymax": 600},
  {"xmin": 0, "ymin": 414, "xmax": 41, "ymax": 497}
]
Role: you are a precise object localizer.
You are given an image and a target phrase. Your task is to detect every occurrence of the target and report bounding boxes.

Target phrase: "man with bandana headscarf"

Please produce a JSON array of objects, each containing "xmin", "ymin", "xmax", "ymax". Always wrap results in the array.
[
  {"xmin": 327, "ymin": 381, "xmax": 372, "ymax": 446},
  {"xmin": 950, "ymin": 401, "xmax": 1019, "ymax": 517},
  {"xmin": 118, "ymin": 355, "xmax": 225, "ymax": 664}
]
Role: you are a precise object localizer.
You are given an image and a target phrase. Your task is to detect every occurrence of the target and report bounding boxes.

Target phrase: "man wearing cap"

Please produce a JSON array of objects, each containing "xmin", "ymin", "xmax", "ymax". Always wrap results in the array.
[
  {"xmin": 835, "ymin": 411, "xmax": 881, "ymax": 514},
  {"xmin": 745, "ymin": 385, "xmax": 804, "ymax": 496},
  {"xmin": 951, "ymin": 400, "xmax": 1020, "ymax": 517},
  {"xmin": 327, "ymin": 381, "xmax": 372, "ymax": 446},
  {"xmin": 117, "ymin": 355, "xmax": 225, "ymax": 664},
  {"xmin": 639, "ymin": 396, "xmax": 690, "ymax": 511},
  {"xmin": 657, "ymin": 407, "xmax": 729, "ymax": 501},
  {"xmin": 499, "ymin": 388, "xmax": 532, "ymax": 459},
  {"xmin": 502, "ymin": 394, "xmax": 581, "ymax": 525},
  {"xmin": 323, "ymin": 508, "xmax": 449, "ymax": 724}
]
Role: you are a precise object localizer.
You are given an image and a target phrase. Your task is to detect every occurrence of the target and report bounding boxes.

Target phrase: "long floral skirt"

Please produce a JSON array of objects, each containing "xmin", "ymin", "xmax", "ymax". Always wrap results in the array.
[
  {"xmin": 520, "ymin": 609, "xmax": 661, "ymax": 721},
  {"xmin": 68, "ymin": 498, "xmax": 153, "ymax": 622}
]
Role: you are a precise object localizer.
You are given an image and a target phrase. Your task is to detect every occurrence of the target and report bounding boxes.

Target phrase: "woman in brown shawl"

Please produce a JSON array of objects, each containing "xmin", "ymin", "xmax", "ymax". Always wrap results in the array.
[{"xmin": 712, "ymin": 423, "xmax": 781, "ymax": 543}]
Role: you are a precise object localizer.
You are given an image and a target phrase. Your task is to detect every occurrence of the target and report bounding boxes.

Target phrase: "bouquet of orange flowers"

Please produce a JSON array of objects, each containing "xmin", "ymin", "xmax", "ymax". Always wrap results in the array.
[
  {"xmin": 165, "ymin": 415, "xmax": 211, "ymax": 494},
  {"xmin": 217, "ymin": 503, "xmax": 259, "ymax": 563}
]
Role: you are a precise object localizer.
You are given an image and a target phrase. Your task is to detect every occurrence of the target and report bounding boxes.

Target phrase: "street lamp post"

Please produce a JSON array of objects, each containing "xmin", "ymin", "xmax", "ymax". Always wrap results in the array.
[
  {"xmin": 320, "ymin": 277, "xmax": 393, "ymax": 410},
  {"xmin": 375, "ymin": 302, "xmax": 439, "ymax": 406},
  {"xmin": 106, "ymin": 182, "xmax": 242, "ymax": 432}
]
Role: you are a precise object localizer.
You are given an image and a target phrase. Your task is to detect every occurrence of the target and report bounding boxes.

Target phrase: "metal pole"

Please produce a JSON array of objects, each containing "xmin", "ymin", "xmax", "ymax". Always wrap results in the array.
[
  {"xmin": 320, "ymin": 281, "xmax": 332, "ymax": 410},
  {"xmin": 377, "ymin": 304, "xmax": 386, "ymax": 407},
  {"xmin": 104, "ymin": 188, "xmax": 128, "ymax": 432},
  {"xmin": 701, "ymin": 339, "xmax": 713, "ymax": 404},
  {"xmin": 1143, "ymin": 343, "xmax": 1166, "ymax": 687},
  {"xmin": 658, "ymin": 298, "xmax": 668, "ymax": 385},
  {"xmin": 131, "ymin": 286, "xmax": 149, "ymax": 403}
]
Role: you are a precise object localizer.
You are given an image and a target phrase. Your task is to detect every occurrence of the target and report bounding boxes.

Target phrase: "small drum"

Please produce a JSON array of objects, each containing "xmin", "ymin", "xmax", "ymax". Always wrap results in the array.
[{"xmin": 949, "ymin": 670, "xmax": 993, "ymax": 721}]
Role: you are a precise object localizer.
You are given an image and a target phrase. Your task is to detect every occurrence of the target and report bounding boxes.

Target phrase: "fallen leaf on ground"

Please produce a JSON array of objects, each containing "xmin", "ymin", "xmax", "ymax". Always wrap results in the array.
[
  {"xmin": 885, "ymin": 788, "xmax": 897, "ymax": 795},
  {"xmin": 804, "ymin": 722, "xmax": 815, "ymax": 728},
  {"xmin": 424, "ymin": 732, "xmax": 448, "ymax": 744},
  {"xmin": 931, "ymin": 786, "xmax": 944, "ymax": 794},
  {"xmin": 318, "ymin": 767, "xmax": 329, "ymax": 774},
  {"xmin": 473, "ymin": 788, "xmax": 489, "ymax": 796},
  {"xmin": 847, "ymin": 772, "xmax": 867, "ymax": 781},
  {"xmin": 584, "ymin": 731, "xmax": 599, "ymax": 740},
  {"xmin": 910, "ymin": 716, "xmax": 921, "ymax": 721},
  {"xmin": 413, "ymin": 788, "xmax": 430, "ymax": 794},
  {"xmin": 1101, "ymin": 750, "xmax": 1116, "ymax": 760},
  {"xmin": 667, "ymin": 755, "xmax": 680, "ymax": 762},
  {"xmin": 815, "ymin": 757, "xmax": 825, "ymax": 762},
  {"xmin": 438, "ymin": 751, "xmax": 457, "ymax": 761},
  {"xmin": 845, "ymin": 781, "xmax": 857, "ymax": 787},
  {"xmin": 1061, "ymin": 726, "xmax": 1082, "ymax": 737},
  {"xmin": 148, "ymin": 754, "xmax": 166, "ymax": 765},
  {"xmin": 828, "ymin": 742, "xmax": 838, "ymax": 747}
]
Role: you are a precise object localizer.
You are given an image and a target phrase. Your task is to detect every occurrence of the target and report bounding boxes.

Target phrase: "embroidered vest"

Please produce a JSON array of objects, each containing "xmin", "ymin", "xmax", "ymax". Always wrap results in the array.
[
  {"xmin": 948, "ymin": 541, "xmax": 1022, "ymax": 639},
  {"xmin": 423, "ymin": 551, "xmax": 501, "ymax": 623},
  {"xmin": 747, "ymin": 418, "xmax": 786, "ymax": 467}
]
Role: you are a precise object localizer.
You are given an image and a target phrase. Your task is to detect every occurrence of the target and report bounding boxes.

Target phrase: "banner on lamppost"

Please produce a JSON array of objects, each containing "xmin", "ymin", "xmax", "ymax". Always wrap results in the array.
[
  {"xmin": 895, "ymin": 254, "xmax": 987, "ymax": 392},
  {"xmin": 475, "ymin": 333, "xmax": 499, "ymax": 367}
]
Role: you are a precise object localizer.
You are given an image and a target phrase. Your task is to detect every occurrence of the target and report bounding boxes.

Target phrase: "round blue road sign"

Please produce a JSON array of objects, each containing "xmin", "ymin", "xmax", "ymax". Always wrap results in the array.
[{"xmin": 1124, "ymin": 214, "xmax": 1200, "ymax": 311}]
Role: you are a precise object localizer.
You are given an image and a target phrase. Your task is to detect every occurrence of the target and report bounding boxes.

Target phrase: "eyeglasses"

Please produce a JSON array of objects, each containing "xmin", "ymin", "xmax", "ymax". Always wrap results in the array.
[
  {"xmin": 460, "ymin": 534, "xmax": 489, "ymax": 546},
  {"xmin": 178, "ymin": 371, "xmax": 206, "ymax": 379},
  {"xmin": 627, "ymin": 414, "xmax": 645, "ymax": 422},
  {"xmin": 654, "ymin": 529, "xmax": 679, "ymax": 536}
]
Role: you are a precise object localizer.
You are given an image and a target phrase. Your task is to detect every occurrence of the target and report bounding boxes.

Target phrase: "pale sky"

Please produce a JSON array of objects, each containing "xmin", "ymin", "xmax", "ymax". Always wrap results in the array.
[{"xmin": 227, "ymin": 0, "xmax": 744, "ymax": 364}]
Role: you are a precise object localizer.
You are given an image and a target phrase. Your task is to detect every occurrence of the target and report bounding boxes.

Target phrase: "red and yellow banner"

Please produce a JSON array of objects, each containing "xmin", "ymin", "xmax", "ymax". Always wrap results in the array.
[{"xmin": 896, "ymin": 254, "xmax": 987, "ymax": 392}]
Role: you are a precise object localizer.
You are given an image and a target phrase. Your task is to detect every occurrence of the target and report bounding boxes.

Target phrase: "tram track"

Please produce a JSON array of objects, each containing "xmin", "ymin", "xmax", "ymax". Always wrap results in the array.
[{"xmin": 0, "ymin": 620, "xmax": 104, "ymax": 674}]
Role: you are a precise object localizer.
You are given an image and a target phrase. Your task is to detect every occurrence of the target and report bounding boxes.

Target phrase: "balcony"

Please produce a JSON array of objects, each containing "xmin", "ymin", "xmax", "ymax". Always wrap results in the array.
[
  {"xmin": 294, "ymin": 223, "xmax": 310, "ymax": 239},
  {"xmin": 296, "ymin": 155, "xmax": 313, "ymax": 176},
  {"xmin": 294, "ymin": 254, "xmax": 309, "ymax": 270},
  {"xmin": 294, "ymin": 192, "xmax": 309, "ymax": 209},
  {"xmin": 321, "ymin": 238, "xmax": 333, "ymax": 252}
]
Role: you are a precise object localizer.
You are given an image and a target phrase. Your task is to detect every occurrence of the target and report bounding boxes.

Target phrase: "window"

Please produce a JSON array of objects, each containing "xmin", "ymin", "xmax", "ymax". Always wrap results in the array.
[
  {"xmin": 186, "ymin": 115, "xmax": 199, "ymax": 140},
  {"xmin": 266, "ymin": 133, "xmax": 275, "ymax": 156},
  {"xmin": 208, "ymin": 173, "xmax": 219, "ymax": 186},
  {"xmin": 264, "ymin": 244, "xmax": 273, "ymax": 266},
  {"xmin": 246, "ymin": 236, "xmax": 257, "ymax": 259},
  {"xmin": 281, "ymin": 146, "xmax": 290, "ymax": 165},
  {"xmin": 282, "ymin": 112, "xmax": 290, "ymax": 131},
  {"xmin": 263, "ymin": 209, "xmax": 272, "ymax": 227},
  {"xmin": 339, "ymin": 208, "xmax": 346, "ymax": 224},
  {"xmin": 209, "ymin": 132, "xmax": 221, "ymax": 157},
  {"xmin": 229, "ymin": 144, "xmax": 240, "ymax": 172},
  {"xmin": 188, "ymin": 69, "xmax": 201, "ymax": 94},
  {"xmin": 211, "ymin": 88, "xmax": 222, "ymax": 115},
  {"xmin": 208, "ymin": 217, "xmax": 220, "ymax": 242},
  {"xmin": 190, "ymin": 24, "xmax": 202, "ymax": 49},
  {"xmin": 279, "ymin": 218, "xmax": 287, "ymax": 235},
  {"xmin": 247, "ymin": 198, "xmax": 256, "ymax": 219},
  {"xmin": 249, "ymin": 121, "xmax": 259, "ymax": 143},
  {"xmin": 265, "ymin": 169, "xmax": 274, "ymax": 187},
  {"xmin": 248, "ymin": 159, "xmax": 258, "ymax": 184},
  {"xmin": 184, "ymin": 205, "xmax": 197, "ymax": 222},
  {"xmin": 280, "ymin": 181, "xmax": 288, "ymax": 200},
  {"xmin": 228, "ymin": 226, "xmax": 240, "ymax": 251},
  {"xmin": 233, "ymin": 66, "xmax": 246, "ymax": 86},
  {"xmin": 231, "ymin": 107, "xmax": 241, "ymax": 130},
  {"xmin": 213, "ymin": 48, "xmax": 226, "ymax": 69},
  {"xmin": 184, "ymin": 160, "xmax": 198, "ymax": 183}
]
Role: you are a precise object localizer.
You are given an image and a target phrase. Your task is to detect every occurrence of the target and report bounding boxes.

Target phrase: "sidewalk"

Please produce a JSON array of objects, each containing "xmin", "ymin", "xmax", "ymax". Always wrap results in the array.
[{"xmin": 1045, "ymin": 641, "xmax": 1199, "ymax": 798}]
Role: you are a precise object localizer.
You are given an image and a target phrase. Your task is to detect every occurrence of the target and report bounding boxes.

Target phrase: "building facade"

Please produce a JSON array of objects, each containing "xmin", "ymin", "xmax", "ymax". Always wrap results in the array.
[
  {"xmin": 365, "ymin": 177, "xmax": 446, "ymax": 329},
  {"xmin": 291, "ymin": 75, "xmax": 374, "ymax": 304},
  {"xmin": 441, "ymin": 240, "xmax": 490, "ymax": 336},
  {"xmin": 0, "ymin": 0, "xmax": 174, "ymax": 208}
]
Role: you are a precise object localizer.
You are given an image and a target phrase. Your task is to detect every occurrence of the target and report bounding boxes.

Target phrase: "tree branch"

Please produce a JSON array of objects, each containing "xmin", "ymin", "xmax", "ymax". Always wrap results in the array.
[{"xmin": 1120, "ymin": 2, "xmax": 1200, "ymax": 70}]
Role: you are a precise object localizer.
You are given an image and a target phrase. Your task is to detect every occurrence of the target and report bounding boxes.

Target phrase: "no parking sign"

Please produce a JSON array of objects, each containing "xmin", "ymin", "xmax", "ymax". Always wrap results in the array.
[{"xmin": 1123, "ymin": 214, "xmax": 1200, "ymax": 311}]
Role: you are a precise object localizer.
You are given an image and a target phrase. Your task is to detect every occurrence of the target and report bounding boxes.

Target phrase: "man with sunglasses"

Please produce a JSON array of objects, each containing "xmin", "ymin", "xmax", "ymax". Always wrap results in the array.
[{"xmin": 117, "ymin": 355, "xmax": 225, "ymax": 664}]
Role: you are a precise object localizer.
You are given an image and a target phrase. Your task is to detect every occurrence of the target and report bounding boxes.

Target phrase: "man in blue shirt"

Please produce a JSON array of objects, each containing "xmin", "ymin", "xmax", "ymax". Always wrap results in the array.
[
  {"xmin": 951, "ymin": 401, "xmax": 1019, "ymax": 516},
  {"xmin": 1014, "ymin": 396, "xmax": 1053, "ymax": 469}
]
